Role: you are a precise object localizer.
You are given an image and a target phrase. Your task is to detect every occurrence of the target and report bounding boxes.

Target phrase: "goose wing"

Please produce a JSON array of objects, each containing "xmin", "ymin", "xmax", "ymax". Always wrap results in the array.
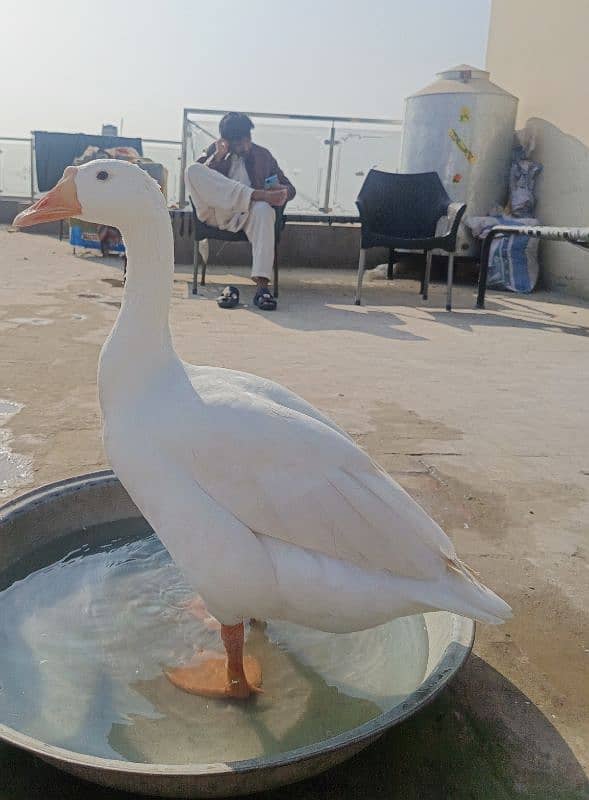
[{"xmin": 185, "ymin": 377, "xmax": 456, "ymax": 580}]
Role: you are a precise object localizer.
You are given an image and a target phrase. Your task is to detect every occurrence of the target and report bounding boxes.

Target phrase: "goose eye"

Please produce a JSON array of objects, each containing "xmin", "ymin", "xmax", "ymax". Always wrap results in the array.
[{"xmin": 96, "ymin": 170, "xmax": 109, "ymax": 181}]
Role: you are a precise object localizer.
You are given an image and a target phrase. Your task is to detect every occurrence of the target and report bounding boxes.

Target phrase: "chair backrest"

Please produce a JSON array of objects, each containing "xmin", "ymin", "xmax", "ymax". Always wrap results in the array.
[{"xmin": 356, "ymin": 171, "xmax": 451, "ymax": 239}]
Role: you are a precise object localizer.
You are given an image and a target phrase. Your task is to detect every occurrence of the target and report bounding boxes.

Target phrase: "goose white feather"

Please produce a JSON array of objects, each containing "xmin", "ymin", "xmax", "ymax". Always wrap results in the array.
[{"xmin": 52, "ymin": 161, "xmax": 514, "ymax": 635}]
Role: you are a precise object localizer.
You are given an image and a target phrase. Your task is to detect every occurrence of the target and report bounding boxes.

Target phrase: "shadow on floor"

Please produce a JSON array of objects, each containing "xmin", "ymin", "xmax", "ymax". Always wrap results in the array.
[
  {"xmin": 101, "ymin": 278, "xmax": 124, "ymax": 289},
  {"xmin": 184, "ymin": 270, "xmax": 589, "ymax": 341},
  {"xmin": 1, "ymin": 655, "xmax": 587, "ymax": 800},
  {"xmin": 415, "ymin": 308, "xmax": 589, "ymax": 337},
  {"xmin": 70, "ymin": 254, "xmax": 589, "ymax": 341}
]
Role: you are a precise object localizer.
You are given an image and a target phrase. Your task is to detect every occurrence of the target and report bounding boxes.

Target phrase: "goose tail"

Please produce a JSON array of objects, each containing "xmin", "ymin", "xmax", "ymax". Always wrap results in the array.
[{"xmin": 429, "ymin": 557, "xmax": 512, "ymax": 625}]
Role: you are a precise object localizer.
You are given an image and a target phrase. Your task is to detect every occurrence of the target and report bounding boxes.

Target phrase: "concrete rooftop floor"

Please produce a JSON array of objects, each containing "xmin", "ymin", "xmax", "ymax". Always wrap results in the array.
[{"xmin": 0, "ymin": 227, "xmax": 588, "ymax": 799}]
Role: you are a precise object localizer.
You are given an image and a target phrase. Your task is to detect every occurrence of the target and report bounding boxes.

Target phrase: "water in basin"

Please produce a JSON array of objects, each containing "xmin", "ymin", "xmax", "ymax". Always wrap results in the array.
[{"xmin": 0, "ymin": 521, "xmax": 430, "ymax": 764}]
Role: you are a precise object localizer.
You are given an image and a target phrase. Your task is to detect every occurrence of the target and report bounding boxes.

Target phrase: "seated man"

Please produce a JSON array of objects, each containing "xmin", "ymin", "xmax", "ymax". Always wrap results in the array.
[{"xmin": 185, "ymin": 112, "xmax": 296, "ymax": 311}]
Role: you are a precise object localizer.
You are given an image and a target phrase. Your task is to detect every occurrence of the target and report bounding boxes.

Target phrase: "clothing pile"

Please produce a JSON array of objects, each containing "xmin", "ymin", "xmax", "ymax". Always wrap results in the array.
[
  {"xmin": 467, "ymin": 130, "xmax": 543, "ymax": 293},
  {"xmin": 468, "ymin": 214, "xmax": 540, "ymax": 293}
]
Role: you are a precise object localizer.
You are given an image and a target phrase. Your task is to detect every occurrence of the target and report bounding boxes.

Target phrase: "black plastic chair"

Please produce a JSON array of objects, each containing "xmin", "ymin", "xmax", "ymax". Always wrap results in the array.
[
  {"xmin": 189, "ymin": 199, "xmax": 285, "ymax": 297},
  {"xmin": 355, "ymin": 170, "xmax": 466, "ymax": 311}
]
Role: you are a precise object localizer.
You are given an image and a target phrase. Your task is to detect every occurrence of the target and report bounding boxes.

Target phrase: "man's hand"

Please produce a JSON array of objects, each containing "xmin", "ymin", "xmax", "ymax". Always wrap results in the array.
[
  {"xmin": 252, "ymin": 187, "xmax": 288, "ymax": 207},
  {"xmin": 212, "ymin": 138, "xmax": 229, "ymax": 162},
  {"xmin": 266, "ymin": 187, "xmax": 288, "ymax": 207}
]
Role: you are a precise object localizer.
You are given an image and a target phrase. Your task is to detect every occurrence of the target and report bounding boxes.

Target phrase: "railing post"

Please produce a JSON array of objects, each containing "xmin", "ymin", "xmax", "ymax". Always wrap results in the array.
[
  {"xmin": 29, "ymin": 134, "xmax": 35, "ymax": 202},
  {"xmin": 320, "ymin": 122, "xmax": 336, "ymax": 214},
  {"xmin": 179, "ymin": 110, "xmax": 188, "ymax": 208}
]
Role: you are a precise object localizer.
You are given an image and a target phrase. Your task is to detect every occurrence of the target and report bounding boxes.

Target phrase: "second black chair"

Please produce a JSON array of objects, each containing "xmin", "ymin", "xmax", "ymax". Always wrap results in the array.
[{"xmin": 355, "ymin": 170, "xmax": 466, "ymax": 311}]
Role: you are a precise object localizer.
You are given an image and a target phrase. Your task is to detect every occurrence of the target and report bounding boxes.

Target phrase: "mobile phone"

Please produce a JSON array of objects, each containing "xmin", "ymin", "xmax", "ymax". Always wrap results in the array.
[{"xmin": 264, "ymin": 175, "xmax": 279, "ymax": 189}]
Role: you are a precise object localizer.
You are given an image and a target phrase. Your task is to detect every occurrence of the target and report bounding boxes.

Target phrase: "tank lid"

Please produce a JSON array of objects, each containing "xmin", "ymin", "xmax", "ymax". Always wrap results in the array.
[{"xmin": 407, "ymin": 64, "xmax": 518, "ymax": 99}]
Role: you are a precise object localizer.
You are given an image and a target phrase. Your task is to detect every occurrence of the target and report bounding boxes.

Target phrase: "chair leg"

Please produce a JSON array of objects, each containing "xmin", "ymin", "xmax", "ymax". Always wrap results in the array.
[
  {"xmin": 273, "ymin": 242, "xmax": 279, "ymax": 298},
  {"xmin": 446, "ymin": 253, "xmax": 455, "ymax": 312},
  {"xmin": 192, "ymin": 239, "xmax": 199, "ymax": 295},
  {"xmin": 387, "ymin": 248, "xmax": 395, "ymax": 280},
  {"xmin": 423, "ymin": 251, "xmax": 432, "ymax": 300},
  {"xmin": 354, "ymin": 249, "xmax": 367, "ymax": 305},
  {"xmin": 200, "ymin": 245, "xmax": 207, "ymax": 285},
  {"xmin": 477, "ymin": 230, "xmax": 497, "ymax": 309}
]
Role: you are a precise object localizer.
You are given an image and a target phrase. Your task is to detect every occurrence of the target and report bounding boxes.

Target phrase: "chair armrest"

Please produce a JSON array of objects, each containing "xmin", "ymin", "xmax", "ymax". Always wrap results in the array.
[
  {"xmin": 355, "ymin": 198, "xmax": 370, "ymax": 227},
  {"xmin": 439, "ymin": 203, "xmax": 466, "ymax": 244}
]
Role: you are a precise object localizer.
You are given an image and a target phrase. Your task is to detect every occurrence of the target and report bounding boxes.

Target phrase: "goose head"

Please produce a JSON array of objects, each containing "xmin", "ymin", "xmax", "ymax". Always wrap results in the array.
[{"xmin": 13, "ymin": 159, "xmax": 166, "ymax": 232}]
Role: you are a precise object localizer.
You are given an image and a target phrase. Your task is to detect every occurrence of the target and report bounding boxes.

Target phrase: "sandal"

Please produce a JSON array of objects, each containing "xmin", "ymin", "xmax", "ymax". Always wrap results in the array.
[
  {"xmin": 254, "ymin": 287, "xmax": 277, "ymax": 311},
  {"xmin": 217, "ymin": 285, "xmax": 240, "ymax": 309}
]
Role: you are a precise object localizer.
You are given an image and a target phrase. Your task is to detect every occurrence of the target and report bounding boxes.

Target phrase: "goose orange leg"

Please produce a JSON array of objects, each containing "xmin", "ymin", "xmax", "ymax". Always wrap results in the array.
[{"xmin": 165, "ymin": 622, "xmax": 262, "ymax": 699}]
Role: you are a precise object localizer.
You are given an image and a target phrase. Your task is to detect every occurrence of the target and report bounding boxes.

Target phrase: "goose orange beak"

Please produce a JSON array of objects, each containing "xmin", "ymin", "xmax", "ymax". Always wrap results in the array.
[{"xmin": 13, "ymin": 166, "xmax": 81, "ymax": 228}]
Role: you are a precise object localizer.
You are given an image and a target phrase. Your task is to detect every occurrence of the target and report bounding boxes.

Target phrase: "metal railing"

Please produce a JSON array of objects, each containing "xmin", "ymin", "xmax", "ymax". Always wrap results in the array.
[
  {"xmin": 0, "ymin": 136, "xmax": 34, "ymax": 200},
  {"xmin": 141, "ymin": 138, "xmax": 182, "ymax": 204},
  {"xmin": 180, "ymin": 108, "xmax": 403, "ymax": 214},
  {"xmin": 2, "ymin": 108, "xmax": 402, "ymax": 214}
]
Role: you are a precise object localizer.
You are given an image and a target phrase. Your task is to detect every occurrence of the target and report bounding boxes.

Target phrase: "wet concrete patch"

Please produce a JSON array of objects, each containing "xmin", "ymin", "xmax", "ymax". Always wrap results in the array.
[
  {"xmin": 354, "ymin": 401, "xmax": 463, "ymax": 452},
  {"xmin": 8, "ymin": 317, "xmax": 53, "ymax": 326},
  {"xmin": 75, "ymin": 292, "xmax": 121, "ymax": 309},
  {"xmin": 0, "ymin": 400, "xmax": 32, "ymax": 499},
  {"xmin": 352, "ymin": 400, "xmax": 507, "ymax": 536}
]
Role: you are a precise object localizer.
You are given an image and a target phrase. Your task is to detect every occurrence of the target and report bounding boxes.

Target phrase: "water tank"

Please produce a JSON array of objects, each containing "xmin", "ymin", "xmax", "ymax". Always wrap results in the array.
[{"xmin": 400, "ymin": 64, "xmax": 518, "ymax": 256}]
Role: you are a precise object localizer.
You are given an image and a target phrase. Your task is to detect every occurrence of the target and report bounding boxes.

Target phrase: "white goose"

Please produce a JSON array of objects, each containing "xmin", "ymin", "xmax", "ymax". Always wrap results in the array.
[{"xmin": 15, "ymin": 160, "xmax": 511, "ymax": 699}]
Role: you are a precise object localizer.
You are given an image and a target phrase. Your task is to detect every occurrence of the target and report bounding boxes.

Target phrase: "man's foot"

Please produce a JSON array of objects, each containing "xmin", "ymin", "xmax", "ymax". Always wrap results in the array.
[{"xmin": 253, "ymin": 286, "xmax": 277, "ymax": 311}]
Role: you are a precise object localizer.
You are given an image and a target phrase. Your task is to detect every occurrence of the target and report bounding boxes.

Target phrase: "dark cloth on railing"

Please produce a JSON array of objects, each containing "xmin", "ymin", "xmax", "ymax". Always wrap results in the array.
[{"xmin": 34, "ymin": 132, "xmax": 143, "ymax": 192}]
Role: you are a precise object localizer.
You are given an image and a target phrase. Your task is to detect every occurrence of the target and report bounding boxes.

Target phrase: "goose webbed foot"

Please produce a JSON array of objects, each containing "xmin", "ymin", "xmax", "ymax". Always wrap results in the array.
[{"xmin": 165, "ymin": 622, "xmax": 262, "ymax": 699}]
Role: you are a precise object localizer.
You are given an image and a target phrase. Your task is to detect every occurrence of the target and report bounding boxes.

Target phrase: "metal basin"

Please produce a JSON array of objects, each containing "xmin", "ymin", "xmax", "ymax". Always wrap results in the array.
[{"xmin": 0, "ymin": 472, "xmax": 474, "ymax": 798}]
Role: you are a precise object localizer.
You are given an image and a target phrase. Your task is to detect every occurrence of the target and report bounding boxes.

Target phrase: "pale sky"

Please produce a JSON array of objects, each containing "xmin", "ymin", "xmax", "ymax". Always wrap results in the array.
[{"xmin": 1, "ymin": 0, "xmax": 491, "ymax": 140}]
